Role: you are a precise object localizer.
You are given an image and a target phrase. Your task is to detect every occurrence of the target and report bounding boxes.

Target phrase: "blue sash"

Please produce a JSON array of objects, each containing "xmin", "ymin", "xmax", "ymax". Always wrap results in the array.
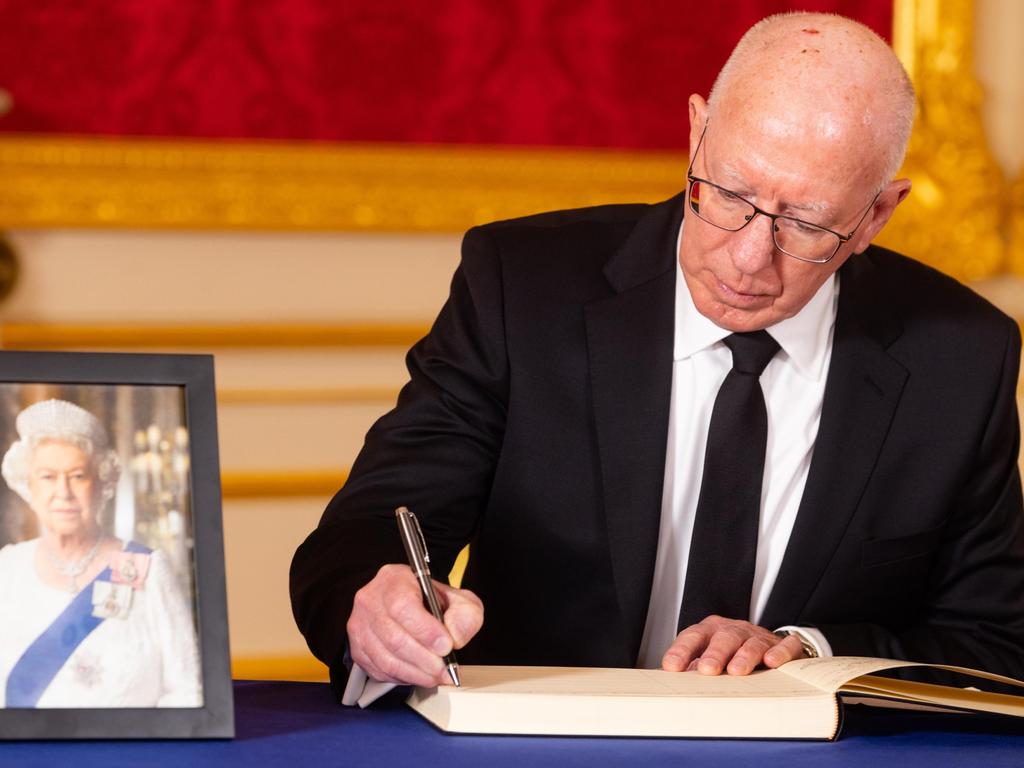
[{"xmin": 5, "ymin": 540, "xmax": 152, "ymax": 708}]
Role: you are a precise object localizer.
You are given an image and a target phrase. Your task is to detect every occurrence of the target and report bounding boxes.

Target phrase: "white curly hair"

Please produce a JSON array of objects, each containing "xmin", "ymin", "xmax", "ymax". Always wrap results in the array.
[{"xmin": 1, "ymin": 399, "xmax": 121, "ymax": 508}]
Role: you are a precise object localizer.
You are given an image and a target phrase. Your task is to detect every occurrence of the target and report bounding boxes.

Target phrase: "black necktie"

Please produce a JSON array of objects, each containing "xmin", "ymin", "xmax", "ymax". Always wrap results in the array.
[{"xmin": 677, "ymin": 330, "xmax": 781, "ymax": 631}]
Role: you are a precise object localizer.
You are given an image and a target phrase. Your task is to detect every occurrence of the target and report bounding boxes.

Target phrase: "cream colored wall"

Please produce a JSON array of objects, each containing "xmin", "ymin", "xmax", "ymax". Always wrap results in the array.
[
  {"xmin": 4, "ymin": 230, "xmax": 460, "ymax": 323},
  {"xmin": 976, "ymin": 0, "xmax": 1024, "ymax": 179}
]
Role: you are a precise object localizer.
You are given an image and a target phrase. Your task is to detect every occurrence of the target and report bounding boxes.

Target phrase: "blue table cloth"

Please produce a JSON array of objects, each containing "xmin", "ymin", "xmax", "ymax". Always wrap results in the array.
[{"xmin": 3, "ymin": 680, "xmax": 1024, "ymax": 767}]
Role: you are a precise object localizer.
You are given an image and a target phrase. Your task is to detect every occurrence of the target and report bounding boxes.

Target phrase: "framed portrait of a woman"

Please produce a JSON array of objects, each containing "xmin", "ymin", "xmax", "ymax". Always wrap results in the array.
[{"xmin": 0, "ymin": 352, "xmax": 233, "ymax": 739}]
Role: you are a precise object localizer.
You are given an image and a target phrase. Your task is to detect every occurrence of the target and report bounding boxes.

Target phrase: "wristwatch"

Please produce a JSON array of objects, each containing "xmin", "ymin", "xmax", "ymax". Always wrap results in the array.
[{"xmin": 773, "ymin": 628, "xmax": 819, "ymax": 659}]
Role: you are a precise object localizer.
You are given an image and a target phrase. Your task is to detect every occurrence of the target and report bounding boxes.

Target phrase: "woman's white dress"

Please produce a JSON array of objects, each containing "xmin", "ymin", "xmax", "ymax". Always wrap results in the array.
[{"xmin": 0, "ymin": 539, "xmax": 203, "ymax": 708}]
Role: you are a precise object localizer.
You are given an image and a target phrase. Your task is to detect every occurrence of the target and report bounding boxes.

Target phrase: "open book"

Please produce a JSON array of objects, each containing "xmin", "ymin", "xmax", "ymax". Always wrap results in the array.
[{"xmin": 407, "ymin": 657, "xmax": 1024, "ymax": 740}]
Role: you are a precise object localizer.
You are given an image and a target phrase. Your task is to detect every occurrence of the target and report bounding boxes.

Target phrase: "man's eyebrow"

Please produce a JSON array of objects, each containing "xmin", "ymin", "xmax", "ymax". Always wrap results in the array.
[
  {"xmin": 718, "ymin": 163, "xmax": 832, "ymax": 217},
  {"xmin": 714, "ymin": 156, "xmax": 835, "ymax": 220},
  {"xmin": 715, "ymin": 161, "xmax": 751, "ymax": 189},
  {"xmin": 781, "ymin": 199, "xmax": 831, "ymax": 217}
]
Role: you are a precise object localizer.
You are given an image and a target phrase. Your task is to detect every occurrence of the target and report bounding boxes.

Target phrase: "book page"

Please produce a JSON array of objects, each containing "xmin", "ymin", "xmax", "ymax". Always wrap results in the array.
[
  {"xmin": 779, "ymin": 656, "xmax": 921, "ymax": 692},
  {"xmin": 454, "ymin": 665, "xmax": 825, "ymax": 698},
  {"xmin": 841, "ymin": 675, "xmax": 1024, "ymax": 717},
  {"xmin": 782, "ymin": 657, "xmax": 1024, "ymax": 695},
  {"xmin": 781, "ymin": 657, "xmax": 1024, "ymax": 717}
]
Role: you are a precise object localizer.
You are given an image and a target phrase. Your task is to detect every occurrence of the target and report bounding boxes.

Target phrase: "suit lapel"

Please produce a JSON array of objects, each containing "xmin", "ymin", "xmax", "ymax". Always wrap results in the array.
[
  {"xmin": 761, "ymin": 251, "xmax": 908, "ymax": 628},
  {"xmin": 584, "ymin": 194, "xmax": 683, "ymax": 659}
]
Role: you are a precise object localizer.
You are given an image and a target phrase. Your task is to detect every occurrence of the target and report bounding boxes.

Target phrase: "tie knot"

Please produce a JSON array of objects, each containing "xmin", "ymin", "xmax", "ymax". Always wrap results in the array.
[{"xmin": 723, "ymin": 331, "xmax": 780, "ymax": 376}]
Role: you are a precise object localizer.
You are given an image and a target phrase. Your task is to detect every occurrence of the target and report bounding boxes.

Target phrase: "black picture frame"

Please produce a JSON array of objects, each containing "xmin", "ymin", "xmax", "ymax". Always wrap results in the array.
[{"xmin": 0, "ymin": 351, "xmax": 233, "ymax": 739}]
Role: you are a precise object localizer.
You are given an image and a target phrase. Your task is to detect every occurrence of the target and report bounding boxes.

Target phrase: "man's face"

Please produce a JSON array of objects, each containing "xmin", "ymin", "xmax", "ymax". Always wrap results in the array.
[{"xmin": 679, "ymin": 99, "xmax": 890, "ymax": 333}]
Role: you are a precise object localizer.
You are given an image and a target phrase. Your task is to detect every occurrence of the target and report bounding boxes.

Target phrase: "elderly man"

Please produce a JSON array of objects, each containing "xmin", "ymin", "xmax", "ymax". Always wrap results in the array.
[{"xmin": 291, "ymin": 12, "xmax": 1024, "ymax": 696}]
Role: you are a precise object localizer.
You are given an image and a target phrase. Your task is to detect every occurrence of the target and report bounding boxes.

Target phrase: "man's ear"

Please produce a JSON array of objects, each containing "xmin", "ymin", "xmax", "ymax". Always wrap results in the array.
[
  {"xmin": 852, "ymin": 178, "xmax": 912, "ymax": 253},
  {"xmin": 688, "ymin": 95, "xmax": 708, "ymax": 163}
]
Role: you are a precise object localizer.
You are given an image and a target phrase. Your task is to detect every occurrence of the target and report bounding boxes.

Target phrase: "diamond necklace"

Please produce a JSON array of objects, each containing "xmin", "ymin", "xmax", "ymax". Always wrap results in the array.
[{"xmin": 43, "ymin": 535, "xmax": 103, "ymax": 592}]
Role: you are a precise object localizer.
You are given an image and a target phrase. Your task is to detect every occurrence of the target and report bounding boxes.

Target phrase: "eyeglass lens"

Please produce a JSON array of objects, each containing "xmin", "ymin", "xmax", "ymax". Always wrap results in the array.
[{"xmin": 689, "ymin": 179, "xmax": 840, "ymax": 263}]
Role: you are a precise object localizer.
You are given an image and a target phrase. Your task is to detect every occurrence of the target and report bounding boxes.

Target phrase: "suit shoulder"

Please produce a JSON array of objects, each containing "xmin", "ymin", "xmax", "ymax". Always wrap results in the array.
[
  {"xmin": 475, "ymin": 201, "xmax": 653, "ymax": 233},
  {"xmin": 462, "ymin": 202, "xmax": 651, "ymax": 255},
  {"xmin": 456, "ymin": 202, "xmax": 656, "ymax": 290}
]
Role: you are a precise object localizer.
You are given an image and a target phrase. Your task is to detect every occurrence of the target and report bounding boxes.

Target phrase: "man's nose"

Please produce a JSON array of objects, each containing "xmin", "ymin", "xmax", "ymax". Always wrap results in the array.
[{"xmin": 729, "ymin": 212, "xmax": 777, "ymax": 274}]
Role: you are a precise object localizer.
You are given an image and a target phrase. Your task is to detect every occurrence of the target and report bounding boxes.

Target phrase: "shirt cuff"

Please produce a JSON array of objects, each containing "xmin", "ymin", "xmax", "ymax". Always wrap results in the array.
[
  {"xmin": 340, "ymin": 661, "xmax": 398, "ymax": 707},
  {"xmin": 774, "ymin": 625, "xmax": 833, "ymax": 658}
]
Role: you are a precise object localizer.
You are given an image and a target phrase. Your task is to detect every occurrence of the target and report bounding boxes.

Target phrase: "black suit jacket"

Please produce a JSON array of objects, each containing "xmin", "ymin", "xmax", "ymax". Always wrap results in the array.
[{"xmin": 291, "ymin": 194, "xmax": 1024, "ymax": 694}]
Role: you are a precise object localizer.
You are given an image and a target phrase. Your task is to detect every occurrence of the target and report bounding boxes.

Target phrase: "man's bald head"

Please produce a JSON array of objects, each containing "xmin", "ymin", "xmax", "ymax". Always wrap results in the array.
[{"xmin": 706, "ymin": 13, "xmax": 915, "ymax": 189}]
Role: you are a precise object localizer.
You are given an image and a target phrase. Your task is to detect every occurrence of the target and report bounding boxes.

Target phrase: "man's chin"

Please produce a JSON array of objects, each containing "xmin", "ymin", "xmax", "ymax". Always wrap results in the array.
[
  {"xmin": 704, "ymin": 300, "xmax": 775, "ymax": 333},
  {"xmin": 716, "ymin": 316, "xmax": 772, "ymax": 333}
]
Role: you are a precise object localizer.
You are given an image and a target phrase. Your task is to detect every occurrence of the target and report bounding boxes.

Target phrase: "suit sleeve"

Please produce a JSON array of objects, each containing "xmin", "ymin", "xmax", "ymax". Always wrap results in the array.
[
  {"xmin": 289, "ymin": 226, "xmax": 509, "ymax": 692},
  {"xmin": 817, "ymin": 319, "xmax": 1024, "ymax": 678}
]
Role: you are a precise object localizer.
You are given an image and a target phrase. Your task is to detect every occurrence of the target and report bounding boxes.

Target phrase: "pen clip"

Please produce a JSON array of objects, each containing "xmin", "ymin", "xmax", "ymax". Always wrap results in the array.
[{"xmin": 408, "ymin": 510, "xmax": 431, "ymax": 567}]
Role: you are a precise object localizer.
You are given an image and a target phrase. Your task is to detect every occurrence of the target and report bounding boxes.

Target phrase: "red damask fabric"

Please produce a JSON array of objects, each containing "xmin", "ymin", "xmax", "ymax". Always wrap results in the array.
[{"xmin": 0, "ymin": 0, "xmax": 891, "ymax": 149}]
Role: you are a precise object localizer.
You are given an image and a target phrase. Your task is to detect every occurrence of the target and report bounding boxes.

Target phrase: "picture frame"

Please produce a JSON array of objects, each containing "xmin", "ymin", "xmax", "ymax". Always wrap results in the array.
[{"xmin": 0, "ymin": 351, "xmax": 233, "ymax": 739}]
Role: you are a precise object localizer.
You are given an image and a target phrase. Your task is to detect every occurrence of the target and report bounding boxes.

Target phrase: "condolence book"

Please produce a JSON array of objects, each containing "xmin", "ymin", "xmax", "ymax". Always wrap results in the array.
[{"xmin": 407, "ymin": 657, "xmax": 1024, "ymax": 740}]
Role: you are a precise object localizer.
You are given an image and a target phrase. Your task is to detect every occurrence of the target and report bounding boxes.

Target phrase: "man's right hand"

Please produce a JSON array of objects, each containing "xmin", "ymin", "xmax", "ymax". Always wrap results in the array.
[{"xmin": 347, "ymin": 563, "xmax": 484, "ymax": 686}]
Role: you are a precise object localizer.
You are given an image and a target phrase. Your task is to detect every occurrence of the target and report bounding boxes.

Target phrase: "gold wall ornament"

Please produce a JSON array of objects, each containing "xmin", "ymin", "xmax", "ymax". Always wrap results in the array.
[
  {"xmin": 877, "ymin": 0, "xmax": 1009, "ymax": 280},
  {"xmin": 0, "ymin": 234, "xmax": 18, "ymax": 302},
  {"xmin": 220, "ymin": 469, "xmax": 347, "ymax": 500},
  {"xmin": 0, "ymin": 320, "xmax": 431, "ymax": 349},
  {"xmin": 0, "ymin": 135, "xmax": 684, "ymax": 233},
  {"xmin": 1011, "ymin": 174, "xmax": 1024, "ymax": 275}
]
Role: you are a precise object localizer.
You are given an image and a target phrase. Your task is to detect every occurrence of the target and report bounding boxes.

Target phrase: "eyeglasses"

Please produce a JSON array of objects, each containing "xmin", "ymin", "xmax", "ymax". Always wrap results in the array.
[{"xmin": 686, "ymin": 123, "xmax": 879, "ymax": 264}]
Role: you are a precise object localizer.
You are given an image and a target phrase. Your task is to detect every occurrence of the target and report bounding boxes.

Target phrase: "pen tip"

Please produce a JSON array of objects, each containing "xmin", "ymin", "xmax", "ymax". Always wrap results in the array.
[{"xmin": 449, "ymin": 665, "xmax": 462, "ymax": 687}]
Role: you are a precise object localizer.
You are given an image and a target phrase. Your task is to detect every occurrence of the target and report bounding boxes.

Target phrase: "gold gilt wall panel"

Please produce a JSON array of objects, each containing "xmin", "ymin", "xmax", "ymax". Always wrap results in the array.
[
  {"xmin": 1012, "ymin": 175, "xmax": 1024, "ymax": 274},
  {"xmin": 0, "ymin": 0, "xmax": 1013, "ymax": 283},
  {"xmin": 877, "ymin": 0, "xmax": 1010, "ymax": 280},
  {"xmin": 0, "ymin": 138, "xmax": 683, "ymax": 233}
]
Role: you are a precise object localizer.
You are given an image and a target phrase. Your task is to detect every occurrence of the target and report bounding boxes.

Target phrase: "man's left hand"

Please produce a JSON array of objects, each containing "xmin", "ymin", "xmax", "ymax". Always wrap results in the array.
[{"xmin": 662, "ymin": 615, "xmax": 807, "ymax": 675}]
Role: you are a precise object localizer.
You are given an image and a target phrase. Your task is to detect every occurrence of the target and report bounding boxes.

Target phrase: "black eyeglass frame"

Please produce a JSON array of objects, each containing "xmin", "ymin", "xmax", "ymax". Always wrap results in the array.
[{"xmin": 685, "ymin": 123, "xmax": 880, "ymax": 264}]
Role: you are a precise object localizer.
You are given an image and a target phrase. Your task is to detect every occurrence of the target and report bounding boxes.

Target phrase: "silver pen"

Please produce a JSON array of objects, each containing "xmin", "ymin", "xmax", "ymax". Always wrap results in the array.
[{"xmin": 395, "ymin": 506, "xmax": 462, "ymax": 687}]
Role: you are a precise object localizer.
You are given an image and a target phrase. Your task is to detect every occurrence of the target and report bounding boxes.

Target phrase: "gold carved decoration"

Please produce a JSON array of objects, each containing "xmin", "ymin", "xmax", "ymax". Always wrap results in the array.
[
  {"xmin": 216, "ymin": 386, "xmax": 399, "ymax": 405},
  {"xmin": 0, "ymin": 321, "xmax": 430, "ymax": 349},
  {"xmin": 220, "ymin": 469, "xmax": 346, "ymax": 500},
  {"xmin": 879, "ymin": 0, "xmax": 1009, "ymax": 280},
  {"xmin": 0, "ymin": 136, "xmax": 682, "ymax": 233},
  {"xmin": 0, "ymin": 235, "xmax": 18, "ymax": 300},
  {"xmin": 1012, "ymin": 175, "xmax": 1024, "ymax": 274}
]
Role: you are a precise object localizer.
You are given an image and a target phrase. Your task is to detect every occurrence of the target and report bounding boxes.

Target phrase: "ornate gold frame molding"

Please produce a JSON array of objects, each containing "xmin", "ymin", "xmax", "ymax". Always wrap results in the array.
[
  {"xmin": 220, "ymin": 469, "xmax": 346, "ymax": 500},
  {"xmin": 1012, "ymin": 176, "xmax": 1024, "ymax": 274},
  {"xmin": 0, "ymin": 136, "xmax": 683, "ymax": 233},
  {"xmin": 0, "ymin": 320, "xmax": 430, "ymax": 349},
  {"xmin": 881, "ymin": 0, "xmax": 1012, "ymax": 280}
]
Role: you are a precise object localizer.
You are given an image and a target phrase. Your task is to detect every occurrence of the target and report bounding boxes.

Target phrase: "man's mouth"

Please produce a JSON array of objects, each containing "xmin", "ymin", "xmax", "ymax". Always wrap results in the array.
[{"xmin": 716, "ymin": 280, "xmax": 771, "ymax": 307}]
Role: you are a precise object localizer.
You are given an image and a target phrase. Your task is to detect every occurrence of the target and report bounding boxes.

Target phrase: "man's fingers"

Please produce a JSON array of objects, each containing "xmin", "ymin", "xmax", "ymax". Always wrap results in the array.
[
  {"xmin": 436, "ymin": 582, "xmax": 484, "ymax": 649},
  {"xmin": 725, "ymin": 635, "xmax": 775, "ymax": 675},
  {"xmin": 348, "ymin": 564, "xmax": 465, "ymax": 686},
  {"xmin": 351, "ymin": 626, "xmax": 446, "ymax": 687},
  {"xmin": 348, "ymin": 597, "xmax": 447, "ymax": 683},
  {"xmin": 695, "ymin": 623, "xmax": 750, "ymax": 675},
  {"xmin": 662, "ymin": 617, "xmax": 808, "ymax": 676},
  {"xmin": 763, "ymin": 634, "xmax": 806, "ymax": 668},
  {"xmin": 662, "ymin": 627, "xmax": 709, "ymax": 671},
  {"xmin": 387, "ymin": 585, "xmax": 453, "ymax": 655}
]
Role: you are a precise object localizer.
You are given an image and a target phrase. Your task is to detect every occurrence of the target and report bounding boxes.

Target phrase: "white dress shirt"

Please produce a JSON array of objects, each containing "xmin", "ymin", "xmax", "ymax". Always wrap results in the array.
[{"xmin": 637, "ymin": 240, "xmax": 839, "ymax": 668}]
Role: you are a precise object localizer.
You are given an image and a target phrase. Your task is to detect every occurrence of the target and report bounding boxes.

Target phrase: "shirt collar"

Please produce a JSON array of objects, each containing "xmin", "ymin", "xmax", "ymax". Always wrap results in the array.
[{"xmin": 673, "ymin": 223, "xmax": 839, "ymax": 382}]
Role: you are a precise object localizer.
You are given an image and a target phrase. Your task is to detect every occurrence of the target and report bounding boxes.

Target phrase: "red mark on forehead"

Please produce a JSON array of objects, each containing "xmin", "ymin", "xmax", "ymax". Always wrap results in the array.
[{"xmin": 801, "ymin": 28, "xmax": 820, "ymax": 34}]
